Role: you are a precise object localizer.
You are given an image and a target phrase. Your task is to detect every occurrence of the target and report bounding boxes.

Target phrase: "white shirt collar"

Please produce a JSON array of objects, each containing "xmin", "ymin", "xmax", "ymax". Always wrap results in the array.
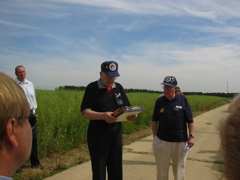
[
  {"xmin": 15, "ymin": 78, "xmax": 28, "ymax": 84},
  {"xmin": 97, "ymin": 79, "xmax": 116, "ymax": 89}
]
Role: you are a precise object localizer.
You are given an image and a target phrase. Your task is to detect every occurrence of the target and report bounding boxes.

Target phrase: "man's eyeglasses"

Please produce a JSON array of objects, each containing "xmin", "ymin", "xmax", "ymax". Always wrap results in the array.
[
  {"xmin": 106, "ymin": 76, "xmax": 116, "ymax": 80},
  {"xmin": 102, "ymin": 73, "xmax": 117, "ymax": 80},
  {"xmin": 18, "ymin": 114, "xmax": 38, "ymax": 129},
  {"xmin": 162, "ymin": 86, "xmax": 175, "ymax": 90}
]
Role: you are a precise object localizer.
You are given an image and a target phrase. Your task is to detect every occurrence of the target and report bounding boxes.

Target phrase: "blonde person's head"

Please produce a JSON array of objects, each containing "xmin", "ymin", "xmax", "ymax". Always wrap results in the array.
[
  {"xmin": 220, "ymin": 103, "xmax": 240, "ymax": 180},
  {"xmin": 228, "ymin": 94, "xmax": 240, "ymax": 113},
  {"xmin": 0, "ymin": 72, "xmax": 30, "ymax": 142}
]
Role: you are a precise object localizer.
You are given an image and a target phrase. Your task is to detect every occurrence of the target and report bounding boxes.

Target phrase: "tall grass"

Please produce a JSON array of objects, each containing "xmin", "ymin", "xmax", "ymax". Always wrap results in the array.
[
  {"xmin": 36, "ymin": 90, "xmax": 88, "ymax": 156},
  {"xmin": 35, "ymin": 90, "xmax": 228, "ymax": 157},
  {"xmin": 121, "ymin": 92, "xmax": 159, "ymax": 134},
  {"xmin": 186, "ymin": 95, "xmax": 228, "ymax": 112}
]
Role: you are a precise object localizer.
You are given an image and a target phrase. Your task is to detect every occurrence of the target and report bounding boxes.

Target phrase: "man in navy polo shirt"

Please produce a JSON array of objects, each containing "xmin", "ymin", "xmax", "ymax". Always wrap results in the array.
[
  {"xmin": 152, "ymin": 76, "xmax": 195, "ymax": 180},
  {"xmin": 81, "ymin": 61, "xmax": 137, "ymax": 180}
]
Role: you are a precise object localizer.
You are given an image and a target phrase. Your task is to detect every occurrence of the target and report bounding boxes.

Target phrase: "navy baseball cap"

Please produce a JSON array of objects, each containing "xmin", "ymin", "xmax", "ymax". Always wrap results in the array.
[
  {"xmin": 101, "ymin": 61, "xmax": 120, "ymax": 77},
  {"xmin": 161, "ymin": 76, "xmax": 177, "ymax": 86}
]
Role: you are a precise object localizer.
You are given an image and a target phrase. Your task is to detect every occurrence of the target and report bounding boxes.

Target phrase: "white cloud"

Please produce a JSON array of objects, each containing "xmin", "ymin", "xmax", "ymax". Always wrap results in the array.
[
  {"xmin": 50, "ymin": 0, "xmax": 240, "ymax": 22},
  {"xmin": 1, "ymin": 0, "xmax": 240, "ymax": 93},
  {"xmin": 0, "ymin": 20, "xmax": 36, "ymax": 29},
  {"xmin": 2, "ymin": 41, "xmax": 239, "ymax": 93},
  {"xmin": 117, "ymin": 42, "xmax": 240, "ymax": 92}
]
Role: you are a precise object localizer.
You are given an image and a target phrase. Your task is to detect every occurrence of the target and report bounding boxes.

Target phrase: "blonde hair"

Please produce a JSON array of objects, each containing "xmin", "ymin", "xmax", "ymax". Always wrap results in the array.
[
  {"xmin": 0, "ymin": 72, "xmax": 30, "ymax": 141},
  {"xmin": 228, "ymin": 94, "xmax": 240, "ymax": 112},
  {"xmin": 176, "ymin": 86, "xmax": 183, "ymax": 95},
  {"xmin": 220, "ymin": 102, "xmax": 240, "ymax": 180}
]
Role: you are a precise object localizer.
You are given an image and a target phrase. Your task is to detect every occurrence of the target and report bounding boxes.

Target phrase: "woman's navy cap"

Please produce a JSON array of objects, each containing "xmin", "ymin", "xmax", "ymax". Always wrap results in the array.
[
  {"xmin": 161, "ymin": 76, "xmax": 177, "ymax": 86},
  {"xmin": 101, "ymin": 61, "xmax": 120, "ymax": 77}
]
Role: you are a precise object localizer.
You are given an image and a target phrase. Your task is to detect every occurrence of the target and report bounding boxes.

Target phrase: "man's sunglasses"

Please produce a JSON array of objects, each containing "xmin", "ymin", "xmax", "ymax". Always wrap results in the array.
[{"xmin": 18, "ymin": 114, "xmax": 38, "ymax": 129}]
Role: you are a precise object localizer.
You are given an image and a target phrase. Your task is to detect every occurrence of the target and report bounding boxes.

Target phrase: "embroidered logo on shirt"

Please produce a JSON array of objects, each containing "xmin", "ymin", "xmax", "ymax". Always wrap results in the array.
[
  {"xmin": 115, "ymin": 93, "xmax": 123, "ymax": 105},
  {"xmin": 160, "ymin": 108, "xmax": 164, "ymax": 113}
]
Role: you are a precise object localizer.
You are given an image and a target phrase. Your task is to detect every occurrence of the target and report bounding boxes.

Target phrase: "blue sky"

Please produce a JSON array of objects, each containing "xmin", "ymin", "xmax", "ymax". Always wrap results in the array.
[{"xmin": 1, "ymin": 0, "xmax": 240, "ymax": 93}]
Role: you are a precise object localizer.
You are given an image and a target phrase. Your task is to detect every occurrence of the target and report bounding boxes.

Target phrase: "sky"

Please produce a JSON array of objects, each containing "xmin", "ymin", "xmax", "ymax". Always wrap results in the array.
[{"xmin": 1, "ymin": 0, "xmax": 240, "ymax": 93}]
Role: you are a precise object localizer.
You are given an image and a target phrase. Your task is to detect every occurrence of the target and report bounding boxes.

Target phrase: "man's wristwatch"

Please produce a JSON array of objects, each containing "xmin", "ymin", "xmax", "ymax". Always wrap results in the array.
[{"xmin": 189, "ymin": 134, "xmax": 195, "ymax": 138}]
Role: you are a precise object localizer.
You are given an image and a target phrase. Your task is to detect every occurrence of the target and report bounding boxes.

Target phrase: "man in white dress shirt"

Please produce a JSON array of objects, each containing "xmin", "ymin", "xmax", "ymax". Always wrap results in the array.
[
  {"xmin": 0, "ymin": 72, "xmax": 33, "ymax": 179},
  {"xmin": 15, "ymin": 65, "xmax": 43, "ymax": 170}
]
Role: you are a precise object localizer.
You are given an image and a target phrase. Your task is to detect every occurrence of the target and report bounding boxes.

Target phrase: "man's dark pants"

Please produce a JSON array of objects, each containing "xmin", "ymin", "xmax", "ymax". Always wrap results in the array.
[{"xmin": 87, "ymin": 122, "xmax": 123, "ymax": 180}]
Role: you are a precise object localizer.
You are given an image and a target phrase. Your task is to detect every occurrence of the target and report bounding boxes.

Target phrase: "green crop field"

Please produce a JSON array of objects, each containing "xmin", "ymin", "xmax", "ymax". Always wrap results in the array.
[{"xmin": 35, "ymin": 90, "xmax": 228, "ymax": 158}]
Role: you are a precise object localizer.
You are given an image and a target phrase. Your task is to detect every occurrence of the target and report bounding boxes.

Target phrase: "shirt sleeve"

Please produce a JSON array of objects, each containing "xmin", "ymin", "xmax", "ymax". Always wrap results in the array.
[
  {"xmin": 152, "ymin": 98, "xmax": 160, "ymax": 122},
  {"xmin": 183, "ymin": 96, "xmax": 193, "ymax": 123},
  {"xmin": 80, "ymin": 83, "xmax": 94, "ymax": 113},
  {"xmin": 118, "ymin": 83, "xmax": 131, "ymax": 106}
]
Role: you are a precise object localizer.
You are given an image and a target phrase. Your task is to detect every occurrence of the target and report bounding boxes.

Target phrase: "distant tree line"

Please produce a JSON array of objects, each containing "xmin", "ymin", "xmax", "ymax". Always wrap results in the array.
[
  {"xmin": 55, "ymin": 86, "xmax": 161, "ymax": 93},
  {"xmin": 56, "ymin": 85, "xmax": 86, "ymax": 91},
  {"xmin": 124, "ymin": 88, "xmax": 161, "ymax": 94},
  {"xmin": 55, "ymin": 85, "xmax": 237, "ymax": 98},
  {"xmin": 183, "ymin": 92, "xmax": 235, "ymax": 98}
]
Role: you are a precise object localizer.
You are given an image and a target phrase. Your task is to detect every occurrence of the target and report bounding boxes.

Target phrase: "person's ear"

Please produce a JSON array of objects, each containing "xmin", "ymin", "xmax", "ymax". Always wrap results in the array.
[{"xmin": 5, "ymin": 118, "xmax": 18, "ymax": 148}]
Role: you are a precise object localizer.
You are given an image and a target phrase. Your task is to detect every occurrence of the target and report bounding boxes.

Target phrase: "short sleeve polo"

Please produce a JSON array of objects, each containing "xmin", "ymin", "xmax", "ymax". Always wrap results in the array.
[{"xmin": 152, "ymin": 94, "xmax": 193, "ymax": 142}]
